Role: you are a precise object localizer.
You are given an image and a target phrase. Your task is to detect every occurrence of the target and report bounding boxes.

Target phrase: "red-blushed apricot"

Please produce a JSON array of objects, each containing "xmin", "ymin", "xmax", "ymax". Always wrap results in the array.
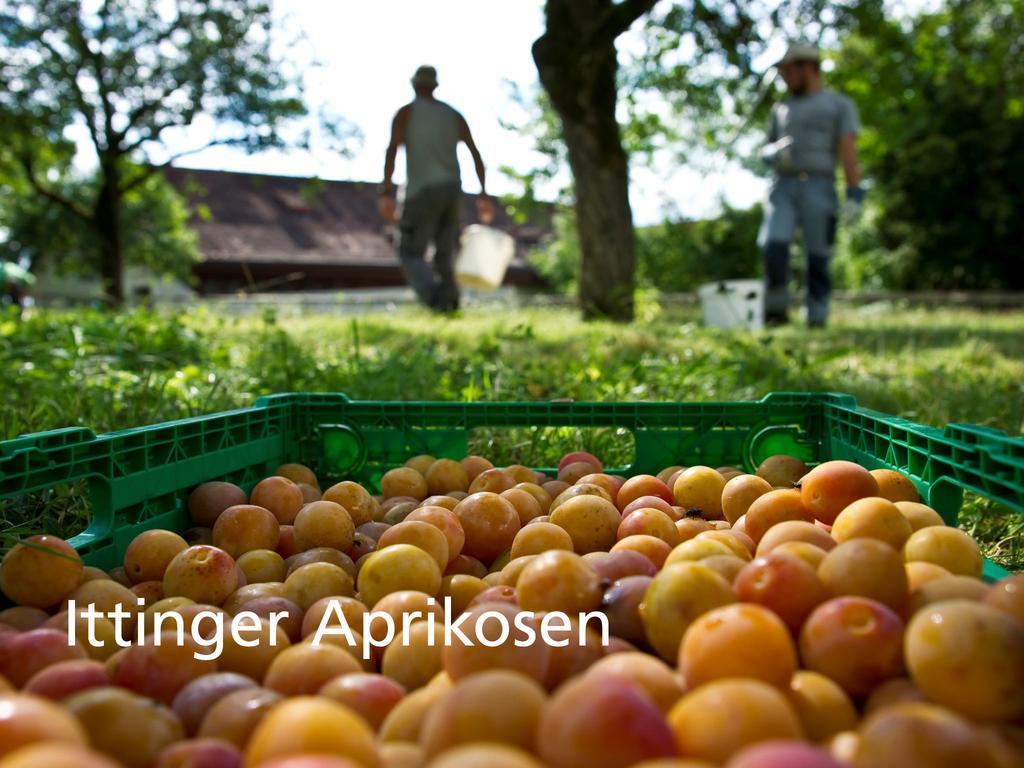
[
  {"xmin": 664, "ymin": 537, "xmax": 735, "ymax": 566},
  {"xmin": 302, "ymin": 596, "xmax": 367, "ymax": 640},
  {"xmin": 379, "ymin": 675, "xmax": 452, "ymax": 743},
  {"xmin": 602, "ymin": 576, "xmax": 655, "ymax": 644},
  {"xmin": 517, "ymin": 550, "xmax": 602, "ymax": 614},
  {"xmin": 382, "ymin": 496, "xmax": 418, "ymax": 513},
  {"xmin": 985, "ymin": 573, "xmax": 1024, "ymax": 624},
  {"xmin": 22, "ymin": 659, "xmax": 109, "ymax": 701},
  {"xmin": 559, "ymin": 461, "xmax": 600, "ymax": 484},
  {"xmin": 171, "ymin": 672, "xmax": 257, "ymax": 736},
  {"xmin": 727, "ymin": 741, "xmax": 846, "ymax": 768},
  {"xmin": 862, "ymin": 677, "xmax": 928, "ymax": 715},
  {"xmin": 318, "ymin": 673, "xmax": 406, "ymax": 732},
  {"xmin": 372, "ymin": 590, "xmax": 444, "ymax": 630},
  {"xmin": 249, "ymin": 477, "xmax": 305, "ymax": 525},
  {"xmin": 275, "ymin": 525, "xmax": 300, "ymax": 558},
  {"xmin": 537, "ymin": 613, "xmax": 605, "ymax": 689},
  {"xmin": 291, "ymin": 501, "xmax": 354, "ymax": 553},
  {"xmin": 406, "ymin": 507, "xmax": 465, "ymax": 564},
  {"xmin": 895, "ymin": 501, "xmax": 945, "ymax": 531},
  {"xmin": 675, "ymin": 516, "xmax": 713, "ymax": 543},
  {"xmin": 657, "ymin": 465, "xmax": 686, "ymax": 484},
  {"xmin": 212, "ymin": 505, "xmax": 281, "ymax": 559},
  {"xmin": 735, "ymin": 552, "xmax": 828, "ymax": 632},
  {"xmin": 510, "ymin": 521, "xmax": 573, "ymax": 559},
  {"xmin": 721, "ymin": 474, "xmax": 773, "ymax": 525},
  {"xmin": 854, "ymin": 702, "xmax": 996, "ymax": 768},
  {"xmin": 347, "ymin": 532, "xmax": 377, "ymax": 562},
  {"xmin": 621, "ymin": 494, "xmax": 676, "ymax": 518},
  {"xmin": 559, "ymin": 451, "xmax": 603, "ymax": 473},
  {"xmin": 904, "ymin": 525, "xmax": 983, "ymax": 577},
  {"xmin": 0, "ymin": 743, "xmax": 120, "ymax": 768},
  {"xmin": 907, "ymin": 574, "xmax": 988, "ymax": 615},
  {"xmin": 188, "ymin": 482, "xmax": 247, "ymax": 528},
  {"xmin": 787, "ymin": 670, "xmax": 859, "ymax": 742},
  {"xmin": 589, "ymin": 550, "xmax": 658, "ymax": 581},
  {"xmin": 451, "ymin": 492, "xmax": 520, "ymax": 563},
  {"xmin": 379, "ymin": 521, "xmax": 449, "ymax": 572},
  {"xmin": 421, "ymin": 495, "xmax": 459, "ymax": 511},
  {"xmin": 437, "ymin": 575, "xmax": 488, "ymax": 616},
  {"xmin": 587, "ymin": 652, "xmax": 685, "ymax": 713},
  {"xmin": 756, "ymin": 520, "xmax": 836, "ymax": 556},
  {"xmin": 799, "ymin": 596, "xmax": 905, "ymax": 697},
  {"xmin": 818, "ymin": 539, "xmax": 908, "ymax": 611},
  {"xmin": 466, "ymin": 584, "xmax": 517, "ymax": 609},
  {"xmin": 698, "ymin": 554, "xmax": 746, "ymax": 583},
  {"xmin": 123, "ymin": 530, "xmax": 188, "ymax": 585},
  {"xmin": 223, "ymin": 583, "xmax": 285, "ymax": 615},
  {"xmin": 542, "ymin": 479, "xmax": 570, "ymax": 498},
  {"xmin": 424, "ymin": 459, "xmax": 469, "ymax": 496},
  {"xmin": 0, "ymin": 628, "xmax": 88, "ymax": 687},
  {"xmin": 321, "ymin": 482, "xmax": 377, "ymax": 528},
  {"xmin": 383, "ymin": 502, "xmax": 418, "ymax": 526},
  {"xmin": 905, "ymin": 600, "xmax": 1024, "ymax": 722},
  {"xmin": 284, "ymin": 562, "xmax": 354, "ymax": 611},
  {"xmin": 870, "ymin": 468, "xmax": 921, "ymax": 503},
  {"xmin": 744, "ymin": 489, "xmax": 812, "ymax": 544},
  {"xmin": 774, "ymin": 540, "xmax": 828, "ymax": 569},
  {"xmin": 64, "ymin": 687, "xmax": 183, "ymax": 768},
  {"xmin": 198, "ymin": 687, "xmax": 282, "ymax": 748},
  {"xmin": 640, "ymin": 562, "xmax": 735, "ymax": 661},
  {"xmin": 831, "ymin": 496, "xmax": 912, "ymax": 549},
  {"xmin": 550, "ymin": 482, "xmax": 613, "ymax": 512},
  {"xmin": 756, "ymin": 454, "xmax": 809, "ymax": 488},
  {"xmin": 668, "ymin": 678, "xmax": 804, "ymax": 764},
  {"xmin": 800, "ymin": 461, "xmax": 879, "ymax": 525},
  {"xmin": 695, "ymin": 529, "xmax": 753, "ymax": 560},
  {"xmin": 549, "ymin": 494, "xmax": 620, "ymax": 554},
  {"xmin": 672, "ymin": 467, "xmax": 726, "ymax": 520},
  {"xmin": 500, "ymin": 488, "xmax": 545, "ymax": 526},
  {"xmin": 468, "ymin": 468, "xmax": 517, "ymax": 495},
  {"xmin": 242, "ymin": 695, "xmax": 378, "ymax": 768},
  {"xmin": 285, "ymin": 547, "xmax": 356, "ymax": 579},
  {"xmin": 680, "ymin": 603, "xmax": 797, "ymax": 690},
  {"xmin": 538, "ymin": 672, "xmax": 677, "ymax": 768},
  {"xmin": 218, "ymin": 616, "xmax": 291, "ymax": 681},
  {"xmin": 381, "ymin": 467, "xmax": 428, "ymax": 501},
  {"xmin": 162, "ymin": 545, "xmax": 238, "ymax": 605},
  {"xmin": 154, "ymin": 738, "xmax": 243, "ymax": 768},
  {"xmin": 401, "ymin": 455, "xmax": 434, "ymax": 475},
  {"xmin": 112, "ymin": 628, "xmax": 217, "ymax": 703},
  {"xmin": 381, "ymin": 621, "xmax": 443, "ymax": 691},
  {"xmin": 425, "ymin": 744, "xmax": 543, "ymax": 768},
  {"xmin": 460, "ymin": 455, "xmax": 493, "ymax": 482},
  {"xmin": 0, "ymin": 535, "xmax": 83, "ymax": 609},
  {"xmin": 274, "ymin": 463, "xmax": 319, "ymax": 488},
  {"xmin": 618, "ymin": 475, "xmax": 674, "ymax": 511},
  {"xmin": 237, "ymin": 549, "xmax": 286, "ymax": 584},
  {"xmin": 42, "ymin": 609, "xmax": 116, "ymax": 663},
  {"xmin": 358, "ymin": 544, "xmax": 442, "ymax": 607},
  {"xmin": 443, "ymin": 554, "xmax": 488, "ymax": 579},
  {"xmin": 575, "ymin": 473, "xmax": 619, "ymax": 499},
  {"xmin": 503, "ymin": 465, "xmax": 540, "ymax": 485},
  {"xmin": 263, "ymin": 643, "xmax": 363, "ymax": 696},
  {"xmin": 612, "ymin": 535, "xmax": 673, "ymax": 569},
  {"xmin": 420, "ymin": 669, "xmax": 546, "ymax": 757},
  {"xmin": 0, "ymin": 692, "xmax": 88, "ymax": 758},
  {"xmin": 0, "ymin": 606, "xmax": 49, "ymax": 631},
  {"xmin": 442, "ymin": 603, "xmax": 549, "ymax": 685},
  {"xmin": 297, "ymin": 485, "xmax": 323, "ymax": 505},
  {"xmin": 513, "ymin": 482, "xmax": 552, "ymax": 514},
  {"xmin": 618, "ymin": 508, "xmax": 680, "ymax": 545}
]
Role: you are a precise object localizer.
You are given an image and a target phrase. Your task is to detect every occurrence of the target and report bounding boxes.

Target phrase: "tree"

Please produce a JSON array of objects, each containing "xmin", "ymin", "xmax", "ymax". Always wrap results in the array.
[{"xmin": 0, "ymin": 0, "xmax": 341, "ymax": 306}]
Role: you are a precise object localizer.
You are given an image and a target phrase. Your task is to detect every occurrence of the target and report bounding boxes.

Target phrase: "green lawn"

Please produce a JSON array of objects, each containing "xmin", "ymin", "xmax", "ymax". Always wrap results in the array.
[{"xmin": 2, "ymin": 302, "xmax": 1022, "ymax": 570}]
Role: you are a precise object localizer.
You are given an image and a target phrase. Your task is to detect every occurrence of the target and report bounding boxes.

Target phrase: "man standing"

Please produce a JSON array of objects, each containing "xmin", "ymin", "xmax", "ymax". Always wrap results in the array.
[
  {"xmin": 760, "ymin": 43, "xmax": 863, "ymax": 327},
  {"xmin": 379, "ymin": 65, "xmax": 492, "ymax": 312}
]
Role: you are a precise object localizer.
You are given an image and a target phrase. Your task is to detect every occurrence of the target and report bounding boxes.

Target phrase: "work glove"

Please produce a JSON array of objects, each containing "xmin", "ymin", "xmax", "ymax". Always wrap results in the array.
[
  {"xmin": 760, "ymin": 136, "xmax": 794, "ymax": 172},
  {"xmin": 842, "ymin": 186, "xmax": 865, "ymax": 227}
]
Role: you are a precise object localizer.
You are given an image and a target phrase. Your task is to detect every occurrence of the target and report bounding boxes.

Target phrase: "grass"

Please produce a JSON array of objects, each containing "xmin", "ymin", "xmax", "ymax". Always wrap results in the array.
[{"xmin": 1, "ymin": 300, "xmax": 1022, "ymax": 570}]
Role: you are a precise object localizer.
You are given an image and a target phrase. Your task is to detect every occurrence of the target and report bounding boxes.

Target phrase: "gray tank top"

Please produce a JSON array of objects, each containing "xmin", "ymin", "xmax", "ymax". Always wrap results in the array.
[{"xmin": 405, "ymin": 97, "xmax": 461, "ymax": 198}]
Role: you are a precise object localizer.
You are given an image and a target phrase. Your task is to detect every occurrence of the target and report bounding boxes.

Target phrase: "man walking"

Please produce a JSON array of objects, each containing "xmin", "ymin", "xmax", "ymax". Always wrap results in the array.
[
  {"xmin": 760, "ymin": 43, "xmax": 863, "ymax": 327},
  {"xmin": 379, "ymin": 65, "xmax": 492, "ymax": 312}
]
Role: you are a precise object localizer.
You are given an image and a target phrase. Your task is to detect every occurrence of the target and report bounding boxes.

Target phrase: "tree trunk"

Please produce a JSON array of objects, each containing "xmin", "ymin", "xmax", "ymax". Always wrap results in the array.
[
  {"xmin": 94, "ymin": 163, "xmax": 124, "ymax": 308},
  {"xmin": 534, "ymin": 0, "xmax": 643, "ymax": 322}
]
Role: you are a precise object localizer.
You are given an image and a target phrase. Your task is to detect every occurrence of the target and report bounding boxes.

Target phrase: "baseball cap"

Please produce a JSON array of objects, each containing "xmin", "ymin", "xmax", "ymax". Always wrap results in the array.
[
  {"xmin": 775, "ymin": 43, "xmax": 821, "ymax": 67},
  {"xmin": 411, "ymin": 65, "xmax": 438, "ymax": 88}
]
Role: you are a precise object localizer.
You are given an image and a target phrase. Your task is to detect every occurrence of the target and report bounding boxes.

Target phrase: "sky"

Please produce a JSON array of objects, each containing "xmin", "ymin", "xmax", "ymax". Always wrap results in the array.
[{"xmin": 73, "ymin": 0, "xmax": 782, "ymax": 224}]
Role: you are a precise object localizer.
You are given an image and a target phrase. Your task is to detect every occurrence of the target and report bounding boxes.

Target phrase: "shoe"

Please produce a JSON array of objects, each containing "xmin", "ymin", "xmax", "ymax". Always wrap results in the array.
[
  {"xmin": 765, "ymin": 312, "xmax": 789, "ymax": 328},
  {"xmin": 808, "ymin": 319, "xmax": 827, "ymax": 329}
]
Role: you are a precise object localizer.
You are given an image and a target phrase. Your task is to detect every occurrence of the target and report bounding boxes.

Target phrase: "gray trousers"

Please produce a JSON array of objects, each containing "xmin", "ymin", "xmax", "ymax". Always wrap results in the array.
[
  {"xmin": 398, "ymin": 181, "xmax": 462, "ymax": 311},
  {"xmin": 758, "ymin": 174, "xmax": 838, "ymax": 324}
]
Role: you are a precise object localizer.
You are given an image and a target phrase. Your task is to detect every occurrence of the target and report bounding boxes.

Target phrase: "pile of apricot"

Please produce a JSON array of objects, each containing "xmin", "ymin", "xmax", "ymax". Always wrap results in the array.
[{"xmin": 0, "ymin": 452, "xmax": 1021, "ymax": 768}]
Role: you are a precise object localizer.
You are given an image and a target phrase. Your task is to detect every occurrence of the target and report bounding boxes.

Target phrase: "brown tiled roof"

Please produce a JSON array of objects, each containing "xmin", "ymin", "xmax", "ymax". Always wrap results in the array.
[{"xmin": 162, "ymin": 167, "xmax": 549, "ymax": 267}]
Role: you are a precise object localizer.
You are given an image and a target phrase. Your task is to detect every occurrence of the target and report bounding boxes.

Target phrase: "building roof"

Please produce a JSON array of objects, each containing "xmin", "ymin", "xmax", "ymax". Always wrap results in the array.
[{"xmin": 162, "ymin": 167, "xmax": 550, "ymax": 268}]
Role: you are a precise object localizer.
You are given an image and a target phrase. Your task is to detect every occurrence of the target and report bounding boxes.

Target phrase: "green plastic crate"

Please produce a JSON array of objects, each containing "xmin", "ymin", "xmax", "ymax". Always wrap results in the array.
[{"xmin": 1, "ymin": 392, "xmax": 1020, "ymax": 580}]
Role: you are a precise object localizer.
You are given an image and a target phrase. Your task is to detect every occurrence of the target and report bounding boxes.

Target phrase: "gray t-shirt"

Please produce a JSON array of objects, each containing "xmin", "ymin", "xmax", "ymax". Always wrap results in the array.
[
  {"xmin": 768, "ymin": 89, "xmax": 860, "ymax": 176},
  {"xmin": 405, "ymin": 97, "xmax": 462, "ymax": 199}
]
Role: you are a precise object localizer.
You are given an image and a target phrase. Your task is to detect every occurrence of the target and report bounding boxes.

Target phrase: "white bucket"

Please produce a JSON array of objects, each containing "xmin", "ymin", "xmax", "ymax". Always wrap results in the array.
[
  {"xmin": 697, "ymin": 279, "xmax": 764, "ymax": 330},
  {"xmin": 455, "ymin": 225, "xmax": 515, "ymax": 291}
]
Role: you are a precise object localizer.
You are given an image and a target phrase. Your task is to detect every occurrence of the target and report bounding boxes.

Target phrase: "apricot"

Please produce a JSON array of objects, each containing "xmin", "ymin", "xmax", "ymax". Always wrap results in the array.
[
  {"xmin": 379, "ymin": 521, "xmax": 449, "ymax": 572},
  {"xmin": 154, "ymin": 739, "xmax": 242, "ymax": 768},
  {"xmin": 664, "ymin": 537, "xmax": 735, "ymax": 565},
  {"xmin": 855, "ymin": 702, "xmax": 996, "ymax": 767},
  {"xmin": 223, "ymin": 583, "xmax": 285, "ymax": 615},
  {"xmin": 787, "ymin": 670, "xmax": 858, "ymax": 742},
  {"xmin": 675, "ymin": 516, "xmax": 712, "ymax": 542},
  {"xmin": 379, "ymin": 677, "xmax": 452, "ymax": 743},
  {"xmin": 589, "ymin": 549, "xmax": 657, "ymax": 581},
  {"xmin": 381, "ymin": 621, "xmax": 444, "ymax": 691},
  {"xmin": 198, "ymin": 687, "xmax": 282, "ymax": 748},
  {"xmin": 576, "ymin": 473, "xmax": 621, "ymax": 498},
  {"xmin": 744, "ymin": 489, "xmax": 812, "ymax": 543},
  {"xmin": 903, "ymin": 525, "xmax": 983, "ymax": 577},
  {"xmin": 436, "ymin": 575, "xmax": 486, "ymax": 616},
  {"xmin": 668, "ymin": 678, "xmax": 804, "ymax": 764},
  {"xmin": 425, "ymin": 745, "xmax": 543, "ymax": 768},
  {"xmin": 513, "ymin": 482, "xmax": 552, "ymax": 514},
  {"xmin": 907, "ymin": 574, "xmax": 988, "ymax": 614},
  {"xmin": 862, "ymin": 677, "xmax": 927, "ymax": 715},
  {"xmin": 120, "ymin": 530, "xmax": 187, "ymax": 585},
  {"xmin": 559, "ymin": 451, "xmax": 603, "ymax": 473},
  {"xmin": 243, "ymin": 696, "xmax": 378, "ymax": 768},
  {"xmin": 640, "ymin": 562, "xmax": 735, "ymax": 661},
  {"xmin": 420, "ymin": 669, "xmax": 545, "ymax": 757},
  {"xmin": 774, "ymin": 540, "xmax": 828, "ymax": 569},
  {"xmin": 244, "ymin": 594, "xmax": 302, "ymax": 642},
  {"xmin": 672, "ymin": 467, "xmax": 726, "ymax": 519},
  {"xmin": 799, "ymin": 596, "xmax": 905, "ymax": 697},
  {"xmin": 285, "ymin": 562, "xmax": 354, "ymax": 611},
  {"xmin": 621, "ymin": 494, "xmax": 675, "ymax": 518},
  {"xmin": 422, "ymin": 459, "xmax": 469, "ymax": 496},
  {"xmin": 727, "ymin": 741, "xmax": 846, "ymax": 768},
  {"xmin": 65, "ymin": 687, "xmax": 183, "ymax": 768},
  {"xmin": 550, "ymin": 482, "xmax": 613, "ymax": 512},
  {"xmin": 559, "ymin": 461, "xmax": 599, "ymax": 484},
  {"xmin": 451, "ymin": 493, "xmax": 520, "ymax": 563},
  {"xmin": 618, "ymin": 508, "xmax": 680, "ymax": 545},
  {"xmin": 509, "ymin": 521, "xmax": 572, "ymax": 559},
  {"xmin": 112, "ymin": 628, "xmax": 216, "ymax": 702},
  {"xmin": 219, "ymin": 617, "xmax": 291, "ymax": 681},
  {"xmin": 467, "ymin": 468, "xmax": 516, "ymax": 495},
  {"xmin": 442, "ymin": 603, "xmax": 549, "ymax": 684},
  {"xmin": 210, "ymin": 504, "xmax": 280, "ymax": 560},
  {"xmin": 895, "ymin": 501, "xmax": 945, "ymax": 531},
  {"xmin": 735, "ymin": 552, "xmax": 827, "ymax": 632},
  {"xmin": 756, "ymin": 520, "xmax": 836, "ymax": 556},
  {"xmin": 321, "ymin": 482, "xmax": 377, "ymax": 528},
  {"xmin": 818, "ymin": 539, "xmax": 908, "ymax": 610},
  {"xmin": 296, "ymin": 484, "xmax": 323, "ymax": 504},
  {"xmin": 699, "ymin": 554, "xmax": 747, "ymax": 583},
  {"xmin": 286, "ymin": 547, "xmax": 356, "ymax": 579},
  {"xmin": 800, "ymin": 461, "xmax": 879, "ymax": 525},
  {"xmin": 263, "ymin": 642, "xmax": 363, "ymax": 696},
  {"xmin": 0, "ymin": 628, "xmax": 88, "ymax": 687},
  {"xmin": 542, "ymin": 479, "xmax": 570, "ymax": 498},
  {"xmin": 0, "ymin": 606, "xmax": 49, "ymax": 630},
  {"xmin": 549, "ymin": 494, "xmax": 620, "ymax": 554},
  {"xmin": 23, "ymin": 659, "xmax": 109, "ymax": 701},
  {"xmin": 163, "ymin": 545, "xmax": 238, "ymax": 606},
  {"xmin": 249, "ymin": 476, "xmax": 304, "ymax": 525},
  {"xmin": 870, "ymin": 468, "xmax": 921, "ymax": 503},
  {"xmin": 756, "ymin": 454, "xmax": 809, "ymax": 488},
  {"xmin": 171, "ymin": 672, "xmax": 257, "ymax": 735},
  {"xmin": 601, "ymin": 574, "xmax": 655, "ymax": 643},
  {"xmin": 681, "ymin": 603, "xmax": 797, "ymax": 690},
  {"xmin": 358, "ymin": 544, "xmax": 442, "ymax": 607},
  {"xmin": 460, "ymin": 455, "xmax": 494, "ymax": 481},
  {"xmin": 188, "ymin": 481, "xmax": 247, "ymax": 527},
  {"xmin": 985, "ymin": 573, "xmax": 1024, "ymax": 624},
  {"xmin": 721, "ymin": 474, "xmax": 772, "ymax": 524},
  {"xmin": 405, "ymin": 507, "xmax": 464, "ymax": 564},
  {"xmin": 276, "ymin": 526, "xmax": 300, "ymax": 558},
  {"xmin": 372, "ymin": 590, "xmax": 444, "ymax": 632},
  {"xmin": 831, "ymin": 496, "xmax": 912, "ymax": 549},
  {"xmin": 587, "ymin": 652, "xmax": 684, "ymax": 713},
  {"xmin": 499, "ymin": 488, "xmax": 544, "ymax": 526},
  {"xmin": 443, "ymin": 555, "xmax": 488, "ymax": 579},
  {"xmin": 617, "ymin": 475, "xmax": 674, "ymax": 511},
  {"xmin": 538, "ymin": 673, "xmax": 677, "ymax": 768},
  {"xmin": 905, "ymin": 600, "xmax": 1024, "ymax": 722},
  {"xmin": 517, "ymin": 550, "xmax": 602, "ymax": 614},
  {"xmin": 612, "ymin": 535, "xmax": 672, "ymax": 569},
  {"xmin": 290, "ymin": 501, "xmax": 354, "ymax": 553},
  {"xmin": 301, "ymin": 595, "xmax": 367, "ymax": 640},
  {"xmin": 696, "ymin": 529, "xmax": 753, "ymax": 560},
  {"xmin": 237, "ymin": 549, "xmax": 286, "ymax": 584},
  {"xmin": 0, "ymin": 691, "xmax": 87, "ymax": 758},
  {"xmin": 0, "ymin": 535, "xmax": 83, "ymax": 609},
  {"xmin": 0, "ymin": 743, "xmax": 120, "ymax": 768}
]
